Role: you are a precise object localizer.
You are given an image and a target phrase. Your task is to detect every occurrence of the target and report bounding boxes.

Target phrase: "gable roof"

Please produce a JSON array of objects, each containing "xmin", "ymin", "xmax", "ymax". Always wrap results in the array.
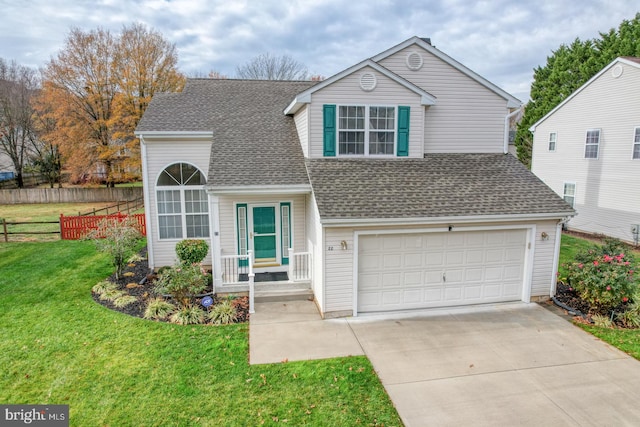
[
  {"xmin": 284, "ymin": 59, "xmax": 437, "ymax": 115},
  {"xmin": 372, "ymin": 36, "xmax": 522, "ymax": 108},
  {"xmin": 306, "ymin": 154, "xmax": 574, "ymax": 224},
  {"xmin": 529, "ymin": 57, "xmax": 640, "ymax": 131},
  {"xmin": 137, "ymin": 79, "xmax": 317, "ymax": 190}
]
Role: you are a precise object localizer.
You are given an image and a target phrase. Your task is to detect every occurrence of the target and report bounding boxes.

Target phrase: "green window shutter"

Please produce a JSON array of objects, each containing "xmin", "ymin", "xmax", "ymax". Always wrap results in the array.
[
  {"xmin": 236, "ymin": 204, "xmax": 248, "ymax": 267},
  {"xmin": 323, "ymin": 104, "xmax": 336, "ymax": 157},
  {"xmin": 397, "ymin": 106, "xmax": 410, "ymax": 157}
]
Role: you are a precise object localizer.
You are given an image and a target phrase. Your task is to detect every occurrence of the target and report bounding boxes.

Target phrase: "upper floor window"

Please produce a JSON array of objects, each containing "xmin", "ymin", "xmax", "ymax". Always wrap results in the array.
[
  {"xmin": 338, "ymin": 105, "xmax": 395, "ymax": 156},
  {"xmin": 156, "ymin": 163, "xmax": 209, "ymax": 240},
  {"xmin": 548, "ymin": 132, "xmax": 557, "ymax": 151},
  {"xmin": 633, "ymin": 127, "xmax": 640, "ymax": 159},
  {"xmin": 563, "ymin": 182, "xmax": 576, "ymax": 207},
  {"xmin": 584, "ymin": 129, "xmax": 600, "ymax": 159}
]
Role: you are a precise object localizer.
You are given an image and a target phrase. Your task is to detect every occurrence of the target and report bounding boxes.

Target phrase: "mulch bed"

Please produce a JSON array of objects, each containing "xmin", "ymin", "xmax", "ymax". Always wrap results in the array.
[
  {"xmin": 92, "ymin": 247, "xmax": 249, "ymax": 323},
  {"xmin": 554, "ymin": 281, "xmax": 632, "ymax": 327}
]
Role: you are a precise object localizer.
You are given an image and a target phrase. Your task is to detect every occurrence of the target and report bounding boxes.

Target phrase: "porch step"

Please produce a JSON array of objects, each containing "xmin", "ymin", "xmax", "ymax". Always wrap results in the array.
[{"xmin": 254, "ymin": 288, "xmax": 314, "ymax": 303}]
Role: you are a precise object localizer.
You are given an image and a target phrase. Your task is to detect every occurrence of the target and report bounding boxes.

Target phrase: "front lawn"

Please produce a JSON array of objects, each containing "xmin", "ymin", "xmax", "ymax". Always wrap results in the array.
[{"xmin": 0, "ymin": 241, "xmax": 401, "ymax": 426}]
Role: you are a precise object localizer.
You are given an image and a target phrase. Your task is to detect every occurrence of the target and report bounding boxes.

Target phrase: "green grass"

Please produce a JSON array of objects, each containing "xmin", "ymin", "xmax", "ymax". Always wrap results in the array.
[{"xmin": 0, "ymin": 241, "xmax": 401, "ymax": 426}]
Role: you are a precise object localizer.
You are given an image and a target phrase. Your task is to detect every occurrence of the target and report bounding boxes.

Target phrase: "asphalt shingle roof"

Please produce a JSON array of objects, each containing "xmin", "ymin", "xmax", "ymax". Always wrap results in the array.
[
  {"xmin": 306, "ymin": 154, "xmax": 575, "ymax": 220},
  {"xmin": 136, "ymin": 79, "xmax": 317, "ymax": 187}
]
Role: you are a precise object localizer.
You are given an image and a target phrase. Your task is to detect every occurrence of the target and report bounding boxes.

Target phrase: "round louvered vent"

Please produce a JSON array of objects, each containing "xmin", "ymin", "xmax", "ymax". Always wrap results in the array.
[
  {"xmin": 406, "ymin": 51, "xmax": 423, "ymax": 71},
  {"xmin": 359, "ymin": 72, "xmax": 377, "ymax": 91},
  {"xmin": 612, "ymin": 64, "xmax": 623, "ymax": 78}
]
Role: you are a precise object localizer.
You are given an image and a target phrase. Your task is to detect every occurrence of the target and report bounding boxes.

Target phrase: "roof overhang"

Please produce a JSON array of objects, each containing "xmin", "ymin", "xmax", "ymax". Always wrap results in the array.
[
  {"xmin": 135, "ymin": 131, "xmax": 213, "ymax": 143},
  {"xmin": 206, "ymin": 184, "xmax": 312, "ymax": 195},
  {"xmin": 320, "ymin": 212, "xmax": 575, "ymax": 227},
  {"xmin": 372, "ymin": 36, "xmax": 521, "ymax": 109},
  {"xmin": 284, "ymin": 59, "xmax": 437, "ymax": 115}
]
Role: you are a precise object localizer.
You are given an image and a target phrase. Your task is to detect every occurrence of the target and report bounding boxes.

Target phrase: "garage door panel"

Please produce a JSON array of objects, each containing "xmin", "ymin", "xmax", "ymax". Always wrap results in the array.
[{"xmin": 358, "ymin": 229, "xmax": 527, "ymax": 313}]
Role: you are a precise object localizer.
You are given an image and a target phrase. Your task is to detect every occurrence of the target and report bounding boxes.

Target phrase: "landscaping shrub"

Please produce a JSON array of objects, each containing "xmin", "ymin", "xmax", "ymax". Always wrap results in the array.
[
  {"xmin": 207, "ymin": 299, "xmax": 237, "ymax": 325},
  {"xmin": 87, "ymin": 217, "xmax": 142, "ymax": 280},
  {"xmin": 154, "ymin": 264, "xmax": 208, "ymax": 307},
  {"xmin": 564, "ymin": 239, "xmax": 638, "ymax": 313},
  {"xmin": 143, "ymin": 298, "xmax": 175, "ymax": 320},
  {"xmin": 175, "ymin": 239, "xmax": 209, "ymax": 265}
]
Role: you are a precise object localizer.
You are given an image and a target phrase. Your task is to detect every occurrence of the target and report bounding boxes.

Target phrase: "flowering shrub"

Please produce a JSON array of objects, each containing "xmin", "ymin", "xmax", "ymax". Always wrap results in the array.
[
  {"xmin": 154, "ymin": 263, "xmax": 209, "ymax": 307},
  {"xmin": 564, "ymin": 244, "xmax": 638, "ymax": 313},
  {"xmin": 175, "ymin": 239, "xmax": 209, "ymax": 265}
]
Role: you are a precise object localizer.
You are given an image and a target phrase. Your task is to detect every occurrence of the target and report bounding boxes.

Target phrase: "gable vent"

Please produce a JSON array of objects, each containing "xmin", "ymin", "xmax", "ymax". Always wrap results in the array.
[
  {"xmin": 406, "ymin": 52, "xmax": 423, "ymax": 71},
  {"xmin": 612, "ymin": 64, "xmax": 623, "ymax": 78},
  {"xmin": 359, "ymin": 72, "xmax": 377, "ymax": 91}
]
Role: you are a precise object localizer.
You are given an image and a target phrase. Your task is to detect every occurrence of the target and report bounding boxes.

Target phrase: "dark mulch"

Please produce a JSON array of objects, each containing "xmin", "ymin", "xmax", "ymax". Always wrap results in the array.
[
  {"xmin": 92, "ymin": 247, "xmax": 249, "ymax": 323},
  {"xmin": 554, "ymin": 281, "xmax": 632, "ymax": 326}
]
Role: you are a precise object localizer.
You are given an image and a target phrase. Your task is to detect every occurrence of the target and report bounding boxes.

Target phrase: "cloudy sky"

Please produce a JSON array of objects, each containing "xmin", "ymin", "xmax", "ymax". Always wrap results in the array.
[{"xmin": 0, "ymin": 0, "xmax": 637, "ymax": 100}]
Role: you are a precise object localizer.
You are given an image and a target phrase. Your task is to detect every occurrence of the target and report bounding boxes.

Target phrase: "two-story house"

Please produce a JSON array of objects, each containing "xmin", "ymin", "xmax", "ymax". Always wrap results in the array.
[
  {"xmin": 530, "ymin": 57, "xmax": 640, "ymax": 245},
  {"xmin": 136, "ymin": 37, "xmax": 574, "ymax": 318}
]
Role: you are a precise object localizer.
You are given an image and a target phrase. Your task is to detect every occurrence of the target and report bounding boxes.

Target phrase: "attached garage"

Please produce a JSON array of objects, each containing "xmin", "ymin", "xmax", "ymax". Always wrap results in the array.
[{"xmin": 357, "ymin": 229, "xmax": 529, "ymax": 313}]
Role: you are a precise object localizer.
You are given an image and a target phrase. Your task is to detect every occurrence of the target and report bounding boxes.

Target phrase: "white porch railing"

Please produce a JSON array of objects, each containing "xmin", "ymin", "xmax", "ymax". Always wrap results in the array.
[
  {"xmin": 288, "ymin": 248, "xmax": 312, "ymax": 282},
  {"xmin": 220, "ymin": 253, "xmax": 251, "ymax": 284}
]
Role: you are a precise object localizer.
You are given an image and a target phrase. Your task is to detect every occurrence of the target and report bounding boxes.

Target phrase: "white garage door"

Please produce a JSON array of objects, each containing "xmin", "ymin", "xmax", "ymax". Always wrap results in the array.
[{"xmin": 358, "ymin": 229, "xmax": 527, "ymax": 313}]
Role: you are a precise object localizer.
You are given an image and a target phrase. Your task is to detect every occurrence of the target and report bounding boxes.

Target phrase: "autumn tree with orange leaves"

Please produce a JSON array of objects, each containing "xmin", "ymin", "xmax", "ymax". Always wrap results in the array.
[{"xmin": 38, "ymin": 23, "xmax": 184, "ymax": 186}]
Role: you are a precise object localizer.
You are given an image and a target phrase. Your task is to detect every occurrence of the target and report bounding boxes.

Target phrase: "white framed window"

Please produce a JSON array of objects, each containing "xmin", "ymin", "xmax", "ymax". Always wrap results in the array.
[
  {"xmin": 156, "ymin": 163, "xmax": 209, "ymax": 240},
  {"xmin": 584, "ymin": 129, "xmax": 600, "ymax": 159},
  {"xmin": 633, "ymin": 127, "xmax": 640, "ymax": 159},
  {"xmin": 338, "ymin": 105, "xmax": 395, "ymax": 156},
  {"xmin": 563, "ymin": 182, "xmax": 576, "ymax": 207},
  {"xmin": 548, "ymin": 132, "xmax": 557, "ymax": 151}
]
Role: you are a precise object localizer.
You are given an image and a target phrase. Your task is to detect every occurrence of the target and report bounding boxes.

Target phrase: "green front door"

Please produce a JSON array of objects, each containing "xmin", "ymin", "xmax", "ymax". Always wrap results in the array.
[{"xmin": 252, "ymin": 206, "xmax": 277, "ymax": 262}]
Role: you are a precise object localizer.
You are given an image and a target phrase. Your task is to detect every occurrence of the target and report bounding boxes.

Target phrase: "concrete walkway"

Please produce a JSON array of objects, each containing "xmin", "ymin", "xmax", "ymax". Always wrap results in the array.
[{"xmin": 250, "ymin": 301, "xmax": 640, "ymax": 426}]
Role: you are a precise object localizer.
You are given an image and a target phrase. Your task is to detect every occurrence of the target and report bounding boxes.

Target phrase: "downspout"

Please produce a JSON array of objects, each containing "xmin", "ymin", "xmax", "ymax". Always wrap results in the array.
[
  {"xmin": 503, "ymin": 108, "xmax": 522, "ymax": 154},
  {"xmin": 139, "ymin": 136, "xmax": 155, "ymax": 269}
]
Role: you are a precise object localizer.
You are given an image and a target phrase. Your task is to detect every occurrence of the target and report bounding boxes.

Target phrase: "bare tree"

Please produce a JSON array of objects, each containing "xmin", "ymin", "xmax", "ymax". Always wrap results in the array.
[
  {"xmin": 0, "ymin": 58, "xmax": 39, "ymax": 188},
  {"xmin": 235, "ymin": 53, "xmax": 308, "ymax": 80}
]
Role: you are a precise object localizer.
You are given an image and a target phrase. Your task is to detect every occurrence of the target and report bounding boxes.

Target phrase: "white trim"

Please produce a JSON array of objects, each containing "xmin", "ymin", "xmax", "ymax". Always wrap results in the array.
[
  {"xmin": 321, "ymin": 212, "xmax": 575, "ymax": 227},
  {"xmin": 135, "ymin": 131, "xmax": 213, "ymax": 140},
  {"xmin": 504, "ymin": 108, "xmax": 521, "ymax": 154},
  {"xmin": 550, "ymin": 221, "xmax": 564, "ymax": 297},
  {"xmin": 207, "ymin": 184, "xmax": 312, "ymax": 195},
  {"xmin": 529, "ymin": 57, "xmax": 640, "ymax": 131},
  {"xmin": 548, "ymin": 132, "xmax": 557, "ymax": 152},
  {"xmin": 210, "ymin": 195, "xmax": 223, "ymax": 289},
  {"xmin": 336, "ymin": 104, "xmax": 398, "ymax": 157},
  {"xmin": 562, "ymin": 182, "xmax": 576, "ymax": 208},
  {"xmin": 351, "ymin": 224, "xmax": 536, "ymax": 316},
  {"xmin": 371, "ymin": 36, "xmax": 521, "ymax": 108},
  {"xmin": 139, "ymin": 136, "xmax": 155, "ymax": 269},
  {"xmin": 283, "ymin": 59, "xmax": 436, "ymax": 115}
]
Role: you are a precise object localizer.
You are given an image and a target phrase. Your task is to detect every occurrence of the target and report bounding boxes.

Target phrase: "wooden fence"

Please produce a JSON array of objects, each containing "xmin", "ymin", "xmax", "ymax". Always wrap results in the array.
[
  {"xmin": 1, "ymin": 218, "xmax": 60, "ymax": 242},
  {"xmin": 59, "ymin": 212, "xmax": 146, "ymax": 240},
  {"xmin": 0, "ymin": 187, "xmax": 143, "ymax": 204}
]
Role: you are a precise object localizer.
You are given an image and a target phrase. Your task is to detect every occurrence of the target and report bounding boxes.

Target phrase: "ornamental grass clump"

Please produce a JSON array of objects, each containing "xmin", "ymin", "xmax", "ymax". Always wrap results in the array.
[
  {"xmin": 564, "ymin": 239, "xmax": 638, "ymax": 314},
  {"xmin": 175, "ymin": 239, "xmax": 209, "ymax": 265}
]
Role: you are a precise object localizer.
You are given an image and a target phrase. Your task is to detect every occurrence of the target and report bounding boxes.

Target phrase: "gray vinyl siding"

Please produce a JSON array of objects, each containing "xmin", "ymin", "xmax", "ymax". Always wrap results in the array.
[
  {"xmin": 531, "ymin": 220, "xmax": 559, "ymax": 297},
  {"xmin": 144, "ymin": 140, "xmax": 212, "ymax": 267},
  {"xmin": 531, "ymin": 61, "xmax": 640, "ymax": 244},
  {"xmin": 306, "ymin": 193, "xmax": 324, "ymax": 310},
  {"xmin": 378, "ymin": 46, "xmax": 509, "ymax": 153},
  {"xmin": 308, "ymin": 65, "xmax": 424, "ymax": 158},
  {"xmin": 294, "ymin": 105, "xmax": 310, "ymax": 158},
  {"xmin": 217, "ymin": 194, "xmax": 306, "ymax": 259}
]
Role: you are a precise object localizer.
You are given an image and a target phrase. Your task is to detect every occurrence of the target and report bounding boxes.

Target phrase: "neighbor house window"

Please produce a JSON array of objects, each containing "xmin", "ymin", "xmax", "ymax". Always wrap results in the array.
[
  {"xmin": 563, "ymin": 182, "xmax": 576, "ymax": 207},
  {"xmin": 548, "ymin": 132, "xmax": 557, "ymax": 151},
  {"xmin": 156, "ymin": 163, "xmax": 209, "ymax": 239},
  {"xmin": 633, "ymin": 127, "xmax": 640, "ymax": 159},
  {"xmin": 584, "ymin": 129, "xmax": 600, "ymax": 159},
  {"xmin": 338, "ymin": 105, "xmax": 395, "ymax": 155}
]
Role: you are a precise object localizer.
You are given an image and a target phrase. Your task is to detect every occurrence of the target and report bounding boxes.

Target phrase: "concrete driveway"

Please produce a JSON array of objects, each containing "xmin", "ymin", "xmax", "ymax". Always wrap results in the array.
[{"xmin": 250, "ymin": 301, "xmax": 640, "ymax": 426}]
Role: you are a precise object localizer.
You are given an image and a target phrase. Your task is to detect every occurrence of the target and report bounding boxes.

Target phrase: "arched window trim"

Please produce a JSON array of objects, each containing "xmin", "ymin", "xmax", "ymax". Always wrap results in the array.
[{"xmin": 156, "ymin": 162, "xmax": 209, "ymax": 240}]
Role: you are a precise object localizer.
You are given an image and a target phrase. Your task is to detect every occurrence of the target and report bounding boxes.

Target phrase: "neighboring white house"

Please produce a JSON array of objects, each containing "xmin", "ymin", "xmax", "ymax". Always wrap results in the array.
[
  {"xmin": 136, "ymin": 37, "xmax": 574, "ymax": 318},
  {"xmin": 530, "ymin": 57, "xmax": 640, "ymax": 245}
]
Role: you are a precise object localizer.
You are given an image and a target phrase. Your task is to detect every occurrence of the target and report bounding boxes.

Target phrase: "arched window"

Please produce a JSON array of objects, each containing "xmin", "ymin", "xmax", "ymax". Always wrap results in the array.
[{"xmin": 156, "ymin": 163, "xmax": 209, "ymax": 239}]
